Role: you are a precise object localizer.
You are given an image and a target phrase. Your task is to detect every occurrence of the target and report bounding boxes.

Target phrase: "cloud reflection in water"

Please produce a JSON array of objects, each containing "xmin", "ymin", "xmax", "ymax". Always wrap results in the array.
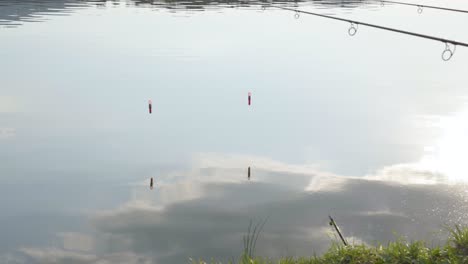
[{"xmin": 9, "ymin": 153, "xmax": 468, "ymax": 264}]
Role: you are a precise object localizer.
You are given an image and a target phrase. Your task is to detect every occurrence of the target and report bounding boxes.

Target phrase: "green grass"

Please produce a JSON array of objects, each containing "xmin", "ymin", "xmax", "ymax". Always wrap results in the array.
[{"xmin": 191, "ymin": 225, "xmax": 468, "ymax": 264}]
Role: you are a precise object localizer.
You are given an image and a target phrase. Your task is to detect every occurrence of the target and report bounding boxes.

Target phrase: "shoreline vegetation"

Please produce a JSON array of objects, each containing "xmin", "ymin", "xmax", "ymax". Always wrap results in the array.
[{"xmin": 192, "ymin": 225, "xmax": 468, "ymax": 264}]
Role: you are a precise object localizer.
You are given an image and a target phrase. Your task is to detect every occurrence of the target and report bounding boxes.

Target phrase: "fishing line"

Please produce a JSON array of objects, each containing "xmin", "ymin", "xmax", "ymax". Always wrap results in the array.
[
  {"xmin": 271, "ymin": 5, "xmax": 468, "ymax": 60},
  {"xmin": 378, "ymin": 0, "xmax": 468, "ymax": 14}
]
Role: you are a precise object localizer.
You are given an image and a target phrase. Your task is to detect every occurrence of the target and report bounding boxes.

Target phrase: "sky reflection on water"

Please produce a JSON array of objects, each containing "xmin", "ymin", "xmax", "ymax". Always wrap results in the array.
[{"xmin": 1, "ymin": 0, "xmax": 468, "ymax": 263}]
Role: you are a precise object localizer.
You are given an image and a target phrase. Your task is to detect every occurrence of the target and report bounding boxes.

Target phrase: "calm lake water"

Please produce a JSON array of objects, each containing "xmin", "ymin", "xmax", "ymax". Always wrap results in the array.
[{"xmin": 1, "ymin": 0, "xmax": 468, "ymax": 263}]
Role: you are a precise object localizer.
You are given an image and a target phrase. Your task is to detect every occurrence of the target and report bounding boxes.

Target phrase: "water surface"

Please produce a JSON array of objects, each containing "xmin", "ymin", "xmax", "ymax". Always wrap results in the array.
[{"xmin": 1, "ymin": 0, "xmax": 468, "ymax": 263}]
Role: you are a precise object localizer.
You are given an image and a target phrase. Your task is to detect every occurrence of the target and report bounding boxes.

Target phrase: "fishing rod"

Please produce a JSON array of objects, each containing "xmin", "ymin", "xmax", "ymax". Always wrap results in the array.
[
  {"xmin": 329, "ymin": 215, "xmax": 348, "ymax": 246},
  {"xmin": 270, "ymin": 5, "xmax": 468, "ymax": 61},
  {"xmin": 378, "ymin": 0, "xmax": 468, "ymax": 14}
]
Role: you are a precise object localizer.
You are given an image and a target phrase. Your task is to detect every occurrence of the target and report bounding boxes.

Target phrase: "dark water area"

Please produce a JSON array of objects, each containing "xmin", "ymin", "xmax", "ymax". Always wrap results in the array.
[
  {"xmin": 0, "ymin": 0, "xmax": 368, "ymax": 27},
  {"xmin": 1, "ymin": 0, "xmax": 468, "ymax": 263}
]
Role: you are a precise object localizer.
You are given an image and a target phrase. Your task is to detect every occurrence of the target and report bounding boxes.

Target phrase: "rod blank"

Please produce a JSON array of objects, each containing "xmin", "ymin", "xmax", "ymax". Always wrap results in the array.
[
  {"xmin": 379, "ymin": 0, "xmax": 468, "ymax": 14},
  {"xmin": 273, "ymin": 5, "xmax": 468, "ymax": 48}
]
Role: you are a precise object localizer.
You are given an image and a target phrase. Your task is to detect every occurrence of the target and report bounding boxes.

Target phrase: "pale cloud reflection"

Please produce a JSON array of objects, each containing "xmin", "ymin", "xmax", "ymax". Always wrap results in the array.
[
  {"xmin": 58, "ymin": 233, "xmax": 94, "ymax": 252},
  {"xmin": 124, "ymin": 153, "xmax": 344, "ymax": 211},
  {"xmin": 192, "ymin": 152, "xmax": 326, "ymax": 176},
  {"xmin": 0, "ymin": 127, "xmax": 16, "ymax": 139},
  {"xmin": 20, "ymin": 248, "xmax": 152, "ymax": 264},
  {"xmin": 20, "ymin": 248, "xmax": 96, "ymax": 264},
  {"xmin": 364, "ymin": 163, "xmax": 447, "ymax": 184},
  {"xmin": 191, "ymin": 152, "xmax": 344, "ymax": 192}
]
